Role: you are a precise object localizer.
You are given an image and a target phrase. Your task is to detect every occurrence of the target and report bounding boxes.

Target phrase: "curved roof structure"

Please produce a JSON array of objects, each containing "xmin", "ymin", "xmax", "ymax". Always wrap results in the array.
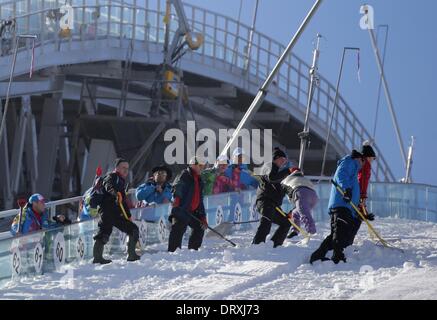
[{"xmin": 0, "ymin": 0, "xmax": 394, "ymax": 208}]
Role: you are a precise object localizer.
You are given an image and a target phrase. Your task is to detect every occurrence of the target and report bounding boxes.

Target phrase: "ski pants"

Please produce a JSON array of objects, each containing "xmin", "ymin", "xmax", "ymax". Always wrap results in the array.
[
  {"xmin": 290, "ymin": 187, "xmax": 318, "ymax": 234},
  {"xmin": 317, "ymin": 207, "xmax": 360, "ymax": 255},
  {"xmin": 168, "ymin": 209, "xmax": 205, "ymax": 252},
  {"xmin": 349, "ymin": 219, "xmax": 362, "ymax": 246},
  {"xmin": 94, "ymin": 211, "xmax": 139, "ymax": 246},
  {"xmin": 252, "ymin": 200, "xmax": 291, "ymax": 247}
]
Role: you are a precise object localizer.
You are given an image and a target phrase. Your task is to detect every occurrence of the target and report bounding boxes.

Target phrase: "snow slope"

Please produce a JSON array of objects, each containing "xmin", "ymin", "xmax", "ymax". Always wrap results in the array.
[{"xmin": 1, "ymin": 217, "xmax": 436, "ymax": 300}]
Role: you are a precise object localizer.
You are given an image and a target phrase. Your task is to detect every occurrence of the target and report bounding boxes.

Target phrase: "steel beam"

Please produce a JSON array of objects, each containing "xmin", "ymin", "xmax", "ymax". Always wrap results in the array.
[
  {"xmin": 24, "ymin": 113, "xmax": 38, "ymax": 194},
  {"xmin": 36, "ymin": 93, "xmax": 64, "ymax": 199},
  {"xmin": 0, "ymin": 80, "xmax": 63, "ymax": 97},
  {"xmin": 130, "ymin": 122, "xmax": 166, "ymax": 170},
  {"xmin": 10, "ymin": 96, "xmax": 31, "ymax": 195},
  {"xmin": 0, "ymin": 103, "xmax": 12, "ymax": 209}
]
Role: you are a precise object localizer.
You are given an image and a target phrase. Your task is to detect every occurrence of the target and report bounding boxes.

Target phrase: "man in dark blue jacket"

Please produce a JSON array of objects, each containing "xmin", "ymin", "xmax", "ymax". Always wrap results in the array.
[
  {"xmin": 310, "ymin": 150, "xmax": 365, "ymax": 264},
  {"xmin": 252, "ymin": 147, "xmax": 294, "ymax": 248},
  {"xmin": 168, "ymin": 157, "xmax": 208, "ymax": 252},
  {"xmin": 93, "ymin": 158, "xmax": 140, "ymax": 264}
]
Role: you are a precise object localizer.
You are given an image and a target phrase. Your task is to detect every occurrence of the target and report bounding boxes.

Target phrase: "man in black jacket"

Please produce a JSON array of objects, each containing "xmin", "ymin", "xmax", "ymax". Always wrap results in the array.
[
  {"xmin": 93, "ymin": 158, "xmax": 141, "ymax": 264},
  {"xmin": 168, "ymin": 157, "xmax": 208, "ymax": 252},
  {"xmin": 253, "ymin": 148, "xmax": 293, "ymax": 248}
]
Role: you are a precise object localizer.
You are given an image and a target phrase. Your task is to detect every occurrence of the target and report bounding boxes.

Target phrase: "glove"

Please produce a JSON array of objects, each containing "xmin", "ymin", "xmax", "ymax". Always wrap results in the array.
[
  {"xmin": 343, "ymin": 188, "xmax": 352, "ymax": 203},
  {"xmin": 359, "ymin": 200, "xmax": 374, "ymax": 221},
  {"xmin": 200, "ymin": 216, "xmax": 208, "ymax": 231},
  {"xmin": 53, "ymin": 215, "xmax": 72, "ymax": 225},
  {"xmin": 286, "ymin": 211, "xmax": 293, "ymax": 220},
  {"xmin": 365, "ymin": 213, "xmax": 375, "ymax": 221}
]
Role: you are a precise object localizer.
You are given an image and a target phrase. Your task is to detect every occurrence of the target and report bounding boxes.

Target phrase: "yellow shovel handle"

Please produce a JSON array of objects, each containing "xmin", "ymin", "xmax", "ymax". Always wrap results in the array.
[
  {"xmin": 117, "ymin": 192, "xmax": 130, "ymax": 221},
  {"xmin": 275, "ymin": 206, "xmax": 310, "ymax": 238},
  {"xmin": 332, "ymin": 184, "xmax": 389, "ymax": 248}
]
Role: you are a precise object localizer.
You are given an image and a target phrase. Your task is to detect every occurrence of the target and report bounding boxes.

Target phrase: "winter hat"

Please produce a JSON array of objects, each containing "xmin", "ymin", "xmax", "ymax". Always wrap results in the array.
[
  {"xmin": 151, "ymin": 165, "xmax": 172, "ymax": 181},
  {"xmin": 232, "ymin": 147, "xmax": 245, "ymax": 158},
  {"xmin": 361, "ymin": 140, "xmax": 376, "ymax": 158},
  {"xmin": 273, "ymin": 147, "xmax": 287, "ymax": 160},
  {"xmin": 216, "ymin": 154, "xmax": 230, "ymax": 165},
  {"xmin": 28, "ymin": 193, "xmax": 46, "ymax": 204},
  {"xmin": 351, "ymin": 149, "xmax": 363, "ymax": 159}
]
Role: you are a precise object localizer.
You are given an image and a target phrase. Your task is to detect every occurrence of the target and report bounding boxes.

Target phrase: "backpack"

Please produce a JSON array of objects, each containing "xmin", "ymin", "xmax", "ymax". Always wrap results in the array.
[
  {"xmin": 81, "ymin": 166, "xmax": 105, "ymax": 218},
  {"xmin": 86, "ymin": 176, "xmax": 105, "ymax": 209}
]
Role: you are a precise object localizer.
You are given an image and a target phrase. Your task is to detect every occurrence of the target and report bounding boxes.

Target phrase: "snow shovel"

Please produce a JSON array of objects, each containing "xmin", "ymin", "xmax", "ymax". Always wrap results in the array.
[
  {"xmin": 206, "ymin": 222, "xmax": 234, "ymax": 237},
  {"xmin": 190, "ymin": 215, "xmax": 237, "ymax": 247},
  {"xmin": 275, "ymin": 206, "xmax": 311, "ymax": 245},
  {"xmin": 362, "ymin": 205, "xmax": 378, "ymax": 242},
  {"xmin": 331, "ymin": 179, "xmax": 404, "ymax": 253},
  {"xmin": 207, "ymin": 220, "xmax": 260, "ymax": 237}
]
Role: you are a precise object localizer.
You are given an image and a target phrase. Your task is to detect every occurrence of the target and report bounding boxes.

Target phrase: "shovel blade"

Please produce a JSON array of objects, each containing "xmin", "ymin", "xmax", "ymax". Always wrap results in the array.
[{"xmin": 206, "ymin": 222, "xmax": 233, "ymax": 238}]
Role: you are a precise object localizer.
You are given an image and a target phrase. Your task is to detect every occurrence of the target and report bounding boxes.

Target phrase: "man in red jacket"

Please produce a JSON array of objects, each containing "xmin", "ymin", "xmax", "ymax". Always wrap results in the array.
[
  {"xmin": 349, "ymin": 141, "xmax": 376, "ymax": 245},
  {"xmin": 168, "ymin": 157, "xmax": 208, "ymax": 252}
]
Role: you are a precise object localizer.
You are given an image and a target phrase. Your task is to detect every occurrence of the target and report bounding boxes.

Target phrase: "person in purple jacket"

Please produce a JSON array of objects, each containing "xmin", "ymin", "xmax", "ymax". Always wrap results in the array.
[{"xmin": 281, "ymin": 168, "xmax": 318, "ymax": 238}]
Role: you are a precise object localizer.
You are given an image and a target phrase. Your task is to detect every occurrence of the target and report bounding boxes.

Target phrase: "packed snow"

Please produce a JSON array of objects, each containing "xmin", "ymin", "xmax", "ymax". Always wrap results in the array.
[{"xmin": 1, "ymin": 217, "xmax": 436, "ymax": 300}]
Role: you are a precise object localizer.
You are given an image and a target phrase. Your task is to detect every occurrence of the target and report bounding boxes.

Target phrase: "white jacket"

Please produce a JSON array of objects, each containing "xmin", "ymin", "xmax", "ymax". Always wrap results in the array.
[{"xmin": 281, "ymin": 174, "xmax": 315, "ymax": 200}]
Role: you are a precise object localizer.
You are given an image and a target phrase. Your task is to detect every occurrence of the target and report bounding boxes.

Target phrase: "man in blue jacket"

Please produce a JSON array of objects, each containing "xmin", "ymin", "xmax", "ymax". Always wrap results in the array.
[
  {"xmin": 136, "ymin": 165, "xmax": 172, "ymax": 206},
  {"xmin": 10, "ymin": 193, "xmax": 70, "ymax": 236},
  {"xmin": 310, "ymin": 150, "xmax": 365, "ymax": 264}
]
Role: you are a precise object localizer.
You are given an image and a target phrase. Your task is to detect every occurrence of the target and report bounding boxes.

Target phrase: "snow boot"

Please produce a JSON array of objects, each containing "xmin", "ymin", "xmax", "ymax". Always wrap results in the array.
[
  {"xmin": 331, "ymin": 250, "xmax": 346, "ymax": 264},
  {"xmin": 93, "ymin": 240, "xmax": 112, "ymax": 264},
  {"xmin": 309, "ymin": 248, "xmax": 330, "ymax": 264},
  {"xmin": 287, "ymin": 230, "xmax": 299, "ymax": 239},
  {"xmin": 127, "ymin": 239, "xmax": 141, "ymax": 262}
]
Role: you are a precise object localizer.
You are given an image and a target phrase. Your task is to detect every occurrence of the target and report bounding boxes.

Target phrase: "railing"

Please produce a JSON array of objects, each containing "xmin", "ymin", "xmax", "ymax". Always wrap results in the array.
[
  {"xmin": 0, "ymin": 181, "xmax": 436, "ymax": 284},
  {"xmin": 0, "ymin": 0, "xmax": 395, "ymax": 181},
  {"xmin": 0, "ymin": 189, "xmax": 257, "ymax": 283}
]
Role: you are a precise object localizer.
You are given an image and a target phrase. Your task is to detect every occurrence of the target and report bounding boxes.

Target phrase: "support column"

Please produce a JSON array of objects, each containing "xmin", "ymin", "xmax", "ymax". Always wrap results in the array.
[
  {"xmin": 24, "ymin": 112, "xmax": 38, "ymax": 194},
  {"xmin": 36, "ymin": 93, "xmax": 64, "ymax": 199},
  {"xmin": 10, "ymin": 96, "xmax": 31, "ymax": 196},
  {"xmin": 77, "ymin": 139, "xmax": 88, "ymax": 187},
  {"xmin": 0, "ymin": 102, "xmax": 12, "ymax": 209},
  {"xmin": 59, "ymin": 121, "xmax": 72, "ymax": 198}
]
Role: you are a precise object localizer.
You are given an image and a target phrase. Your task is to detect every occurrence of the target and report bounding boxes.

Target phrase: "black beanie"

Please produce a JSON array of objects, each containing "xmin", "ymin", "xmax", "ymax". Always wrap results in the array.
[
  {"xmin": 351, "ymin": 149, "xmax": 363, "ymax": 159},
  {"xmin": 273, "ymin": 147, "xmax": 287, "ymax": 160},
  {"xmin": 361, "ymin": 140, "xmax": 376, "ymax": 158},
  {"xmin": 115, "ymin": 158, "xmax": 128, "ymax": 167}
]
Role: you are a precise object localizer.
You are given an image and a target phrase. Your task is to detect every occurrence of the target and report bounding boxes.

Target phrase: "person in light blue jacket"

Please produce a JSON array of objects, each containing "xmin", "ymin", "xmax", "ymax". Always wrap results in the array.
[
  {"xmin": 224, "ymin": 148, "xmax": 259, "ymax": 191},
  {"xmin": 310, "ymin": 150, "xmax": 365, "ymax": 264},
  {"xmin": 136, "ymin": 165, "xmax": 173, "ymax": 206},
  {"xmin": 10, "ymin": 194, "xmax": 69, "ymax": 236}
]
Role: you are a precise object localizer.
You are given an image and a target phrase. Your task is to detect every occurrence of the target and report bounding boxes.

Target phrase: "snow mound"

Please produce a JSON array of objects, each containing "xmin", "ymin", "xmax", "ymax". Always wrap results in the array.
[{"xmin": 1, "ymin": 218, "xmax": 436, "ymax": 300}]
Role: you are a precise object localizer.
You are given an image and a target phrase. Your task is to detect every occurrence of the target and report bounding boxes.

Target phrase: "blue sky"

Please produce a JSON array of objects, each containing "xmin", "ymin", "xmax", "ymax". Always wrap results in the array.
[{"xmin": 183, "ymin": 0, "xmax": 437, "ymax": 186}]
